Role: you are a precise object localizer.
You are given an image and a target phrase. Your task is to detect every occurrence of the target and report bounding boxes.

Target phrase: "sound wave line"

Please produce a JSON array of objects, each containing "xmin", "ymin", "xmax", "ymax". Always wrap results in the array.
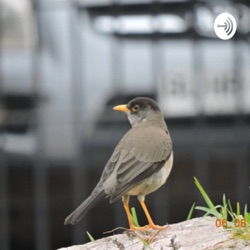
[{"xmin": 217, "ymin": 17, "xmax": 233, "ymax": 36}]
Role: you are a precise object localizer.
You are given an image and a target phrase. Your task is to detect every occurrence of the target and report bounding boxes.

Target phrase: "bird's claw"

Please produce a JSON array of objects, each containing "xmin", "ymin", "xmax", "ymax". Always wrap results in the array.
[{"xmin": 130, "ymin": 224, "xmax": 167, "ymax": 231}]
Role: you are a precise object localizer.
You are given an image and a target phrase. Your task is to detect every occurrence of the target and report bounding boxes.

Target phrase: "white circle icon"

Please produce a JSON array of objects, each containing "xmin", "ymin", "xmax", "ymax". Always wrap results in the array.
[{"xmin": 214, "ymin": 13, "xmax": 237, "ymax": 40}]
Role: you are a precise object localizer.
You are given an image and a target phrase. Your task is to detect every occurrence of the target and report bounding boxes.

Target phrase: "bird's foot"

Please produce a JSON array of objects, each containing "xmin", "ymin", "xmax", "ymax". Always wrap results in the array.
[
  {"xmin": 129, "ymin": 225, "xmax": 149, "ymax": 231},
  {"xmin": 146, "ymin": 224, "xmax": 168, "ymax": 230},
  {"xmin": 130, "ymin": 224, "xmax": 167, "ymax": 231}
]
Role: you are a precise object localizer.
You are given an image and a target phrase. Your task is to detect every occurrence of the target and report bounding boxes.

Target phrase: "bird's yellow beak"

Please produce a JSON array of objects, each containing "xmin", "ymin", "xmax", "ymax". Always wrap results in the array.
[{"xmin": 113, "ymin": 104, "xmax": 129, "ymax": 113}]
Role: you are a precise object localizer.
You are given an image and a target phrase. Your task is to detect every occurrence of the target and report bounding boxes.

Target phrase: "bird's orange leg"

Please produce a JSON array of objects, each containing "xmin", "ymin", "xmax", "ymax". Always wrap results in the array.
[
  {"xmin": 122, "ymin": 195, "xmax": 148, "ymax": 230},
  {"xmin": 122, "ymin": 195, "xmax": 134, "ymax": 229},
  {"xmin": 138, "ymin": 195, "xmax": 167, "ymax": 230}
]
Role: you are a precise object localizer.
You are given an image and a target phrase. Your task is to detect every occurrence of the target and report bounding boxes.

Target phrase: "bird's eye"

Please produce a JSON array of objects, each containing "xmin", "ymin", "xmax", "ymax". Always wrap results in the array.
[{"xmin": 132, "ymin": 105, "xmax": 140, "ymax": 112}]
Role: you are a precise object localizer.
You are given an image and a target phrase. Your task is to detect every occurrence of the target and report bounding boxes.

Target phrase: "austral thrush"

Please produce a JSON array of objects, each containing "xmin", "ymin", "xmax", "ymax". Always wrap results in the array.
[{"xmin": 64, "ymin": 97, "xmax": 173, "ymax": 230}]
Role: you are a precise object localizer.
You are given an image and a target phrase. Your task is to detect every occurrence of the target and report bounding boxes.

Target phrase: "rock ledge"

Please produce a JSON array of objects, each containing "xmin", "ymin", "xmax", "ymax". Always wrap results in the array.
[{"xmin": 59, "ymin": 217, "xmax": 250, "ymax": 250}]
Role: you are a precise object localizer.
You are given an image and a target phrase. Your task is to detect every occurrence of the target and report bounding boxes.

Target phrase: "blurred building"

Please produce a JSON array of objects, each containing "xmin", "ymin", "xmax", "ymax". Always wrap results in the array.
[{"xmin": 0, "ymin": 0, "xmax": 250, "ymax": 249}]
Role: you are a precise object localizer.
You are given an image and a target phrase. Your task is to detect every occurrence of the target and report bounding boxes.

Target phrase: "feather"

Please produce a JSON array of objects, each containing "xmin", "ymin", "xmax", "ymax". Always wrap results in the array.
[{"xmin": 102, "ymin": 124, "xmax": 172, "ymax": 202}]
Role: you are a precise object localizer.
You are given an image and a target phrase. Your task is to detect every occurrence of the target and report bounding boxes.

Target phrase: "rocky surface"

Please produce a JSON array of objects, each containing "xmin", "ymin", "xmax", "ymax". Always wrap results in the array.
[{"xmin": 59, "ymin": 217, "xmax": 250, "ymax": 250}]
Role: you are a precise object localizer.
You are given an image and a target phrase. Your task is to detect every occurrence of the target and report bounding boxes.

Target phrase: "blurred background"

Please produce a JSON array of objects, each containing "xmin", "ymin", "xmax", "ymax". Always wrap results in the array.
[{"xmin": 0, "ymin": 0, "xmax": 250, "ymax": 249}]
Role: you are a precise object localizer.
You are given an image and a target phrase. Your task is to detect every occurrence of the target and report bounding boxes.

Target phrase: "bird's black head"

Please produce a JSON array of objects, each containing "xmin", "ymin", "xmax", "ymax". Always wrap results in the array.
[
  {"xmin": 113, "ymin": 97, "xmax": 162, "ymax": 126},
  {"xmin": 127, "ymin": 97, "xmax": 160, "ymax": 113}
]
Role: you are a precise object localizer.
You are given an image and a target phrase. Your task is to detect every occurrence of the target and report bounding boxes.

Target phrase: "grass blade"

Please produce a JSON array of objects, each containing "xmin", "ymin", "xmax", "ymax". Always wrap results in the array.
[
  {"xmin": 228, "ymin": 199, "xmax": 234, "ymax": 214},
  {"xmin": 244, "ymin": 204, "xmax": 248, "ymax": 217},
  {"xmin": 245, "ymin": 212, "xmax": 250, "ymax": 224},
  {"xmin": 194, "ymin": 177, "xmax": 220, "ymax": 218},
  {"xmin": 237, "ymin": 202, "xmax": 240, "ymax": 216},
  {"xmin": 223, "ymin": 194, "xmax": 227, "ymax": 208},
  {"xmin": 220, "ymin": 206, "xmax": 228, "ymax": 220},
  {"xmin": 187, "ymin": 202, "xmax": 195, "ymax": 220},
  {"xmin": 195, "ymin": 206, "xmax": 218, "ymax": 216},
  {"xmin": 131, "ymin": 207, "xmax": 140, "ymax": 227},
  {"xmin": 194, "ymin": 177, "xmax": 214, "ymax": 209},
  {"xmin": 86, "ymin": 231, "xmax": 95, "ymax": 242}
]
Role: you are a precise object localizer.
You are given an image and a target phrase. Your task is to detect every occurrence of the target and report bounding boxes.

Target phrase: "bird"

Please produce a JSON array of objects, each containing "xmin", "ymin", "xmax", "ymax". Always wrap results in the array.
[{"xmin": 64, "ymin": 97, "xmax": 173, "ymax": 230}]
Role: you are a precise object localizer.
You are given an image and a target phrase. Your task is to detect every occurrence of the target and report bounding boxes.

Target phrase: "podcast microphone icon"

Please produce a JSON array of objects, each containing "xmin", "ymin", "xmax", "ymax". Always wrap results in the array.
[{"xmin": 214, "ymin": 13, "xmax": 237, "ymax": 40}]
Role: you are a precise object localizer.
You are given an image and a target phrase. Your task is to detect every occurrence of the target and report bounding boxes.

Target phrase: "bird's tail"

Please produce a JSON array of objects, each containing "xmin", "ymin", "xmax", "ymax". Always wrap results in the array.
[{"xmin": 64, "ymin": 189, "xmax": 106, "ymax": 225}]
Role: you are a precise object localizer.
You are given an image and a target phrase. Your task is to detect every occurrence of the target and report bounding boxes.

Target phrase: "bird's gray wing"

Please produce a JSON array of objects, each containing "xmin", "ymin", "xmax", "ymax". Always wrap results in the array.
[{"xmin": 102, "ymin": 125, "xmax": 172, "ymax": 203}]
